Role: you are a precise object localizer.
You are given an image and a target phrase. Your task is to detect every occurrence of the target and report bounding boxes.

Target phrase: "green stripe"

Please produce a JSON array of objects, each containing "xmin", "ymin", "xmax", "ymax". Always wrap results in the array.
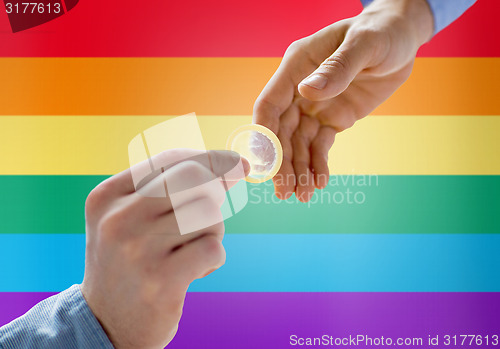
[{"xmin": 0, "ymin": 175, "xmax": 498, "ymax": 235}]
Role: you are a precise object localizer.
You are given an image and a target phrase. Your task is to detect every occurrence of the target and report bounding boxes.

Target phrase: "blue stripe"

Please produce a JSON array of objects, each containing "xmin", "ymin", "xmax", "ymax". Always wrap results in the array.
[{"xmin": 0, "ymin": 234, "xmax": 499, "ymax": 292}]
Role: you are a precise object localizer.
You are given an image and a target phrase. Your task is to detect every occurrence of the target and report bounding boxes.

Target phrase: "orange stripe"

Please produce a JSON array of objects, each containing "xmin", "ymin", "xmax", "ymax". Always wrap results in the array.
[{"xmin": 0, "ymin": 58, "xmax": 498, "ymax": 116}]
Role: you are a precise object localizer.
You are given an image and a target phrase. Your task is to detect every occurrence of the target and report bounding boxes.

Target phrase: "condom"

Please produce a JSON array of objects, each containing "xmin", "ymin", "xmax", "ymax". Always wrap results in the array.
[{"xmin": 226, "ymin": 124, "xmax": 283, "ymax": 183}]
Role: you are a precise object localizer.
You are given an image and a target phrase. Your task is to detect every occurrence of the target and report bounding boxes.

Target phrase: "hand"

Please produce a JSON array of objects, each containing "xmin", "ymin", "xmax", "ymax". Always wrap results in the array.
[
  {"xmin": 80, "ymin": 149, "xmax": 249, "ymax": 349},
  {"xmin": 253, "ymin": 0, "xmax": 433, "ymax": 202}
]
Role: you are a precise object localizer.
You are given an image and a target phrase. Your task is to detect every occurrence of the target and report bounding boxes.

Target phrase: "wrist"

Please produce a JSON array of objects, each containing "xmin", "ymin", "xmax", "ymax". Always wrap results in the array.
[
  {"xmin": 363, "ymin": 0, "xmax": 434, "ymax": 46},
  {"xmin": 404, "ymin": 0, "xmax": 434, "ymax": 44}
]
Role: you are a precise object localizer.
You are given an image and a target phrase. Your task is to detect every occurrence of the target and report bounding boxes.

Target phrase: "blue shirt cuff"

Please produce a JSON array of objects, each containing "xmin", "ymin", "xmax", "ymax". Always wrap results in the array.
[{"xmin": 0, "ymin": 285, "xmax": 114, "ymax": 349}]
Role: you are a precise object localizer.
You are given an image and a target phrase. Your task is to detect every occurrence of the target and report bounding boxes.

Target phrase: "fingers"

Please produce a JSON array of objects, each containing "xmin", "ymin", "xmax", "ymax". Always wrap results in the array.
[
  {"xmin": 271, "ymin": 108, "xmax": 335, "ymax": 201},
  {"xmin": 163, "ymin": 233, "xmax": 226, "ymax": 286},
  {"xmin": 120, "ymin": 148, "xmax": 206, "ymax": 195},
  {"xmin": 292, "ymin": 115, "xmax": 320, "ymax": 202},
  {"xmin": 97, "ymin": 149, "xmax": 248, "ymax": 202},
  {"xmin": 137, "ymin": 167, "xmax": 228, "ymax": 252},
  {"xmin": 253, "ymin": 37, "xmax": 319, "ymax": 134},
  {"xmin": 141, "ymin": 150, "xmax": 248, "ymax": 193},
  {"xmin": 129, "ymin": 160, "xmax": 225, "ymax": 217},
  {"xmin": 298, "ymin": 33, "xmax": 374, "ymax": 102},
  {"xmin": 310, "ymin": 126, "xmax": 336, "ymax": 189},
  {"xmin": 161, "ymin": 151, "xmax": 244, "ymax": 197},
  {"xmin": 147, "ymin": 212, "xmax": 225, "ymax": 248},
  {"xmin": 120, "ymin": 150, "xmax": 248, "ymax": 220},
  {"xmin": 99, "ymin": 177, "xmax": 227, "ymax": 260},
  {"xmin": 169, "ymin": 196, "xmax": 224, "ymax": 236},
  {"xmin": 253, "ymin": 58, "xmax": 297, "ymax": 134},
  {"xmin": 273, "ymin": 104, "xmax": 301, "ymax": 200}
]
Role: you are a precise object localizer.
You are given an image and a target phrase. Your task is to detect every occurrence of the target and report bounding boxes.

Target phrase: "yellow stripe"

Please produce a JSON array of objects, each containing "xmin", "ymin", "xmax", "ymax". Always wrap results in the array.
[{"xmin": 0, "ymin": 115, "xmax": 498, "ymax": 175}]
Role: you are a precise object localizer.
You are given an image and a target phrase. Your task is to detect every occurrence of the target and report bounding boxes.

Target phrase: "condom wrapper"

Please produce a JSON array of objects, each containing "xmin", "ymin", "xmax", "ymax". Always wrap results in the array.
[{"xmin": 226, "ymin": 124, "xmax": 283, "ymax": 183}]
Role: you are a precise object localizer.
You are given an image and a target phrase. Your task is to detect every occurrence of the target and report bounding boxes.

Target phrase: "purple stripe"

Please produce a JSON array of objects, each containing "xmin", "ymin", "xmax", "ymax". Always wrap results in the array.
[
  {"xmin": 0, "ymin": 292, "xmax": 55, "ymax": 327},
  {"xmin": 1, "ymin": 293, "xmax": 499, "ymax": 348}
]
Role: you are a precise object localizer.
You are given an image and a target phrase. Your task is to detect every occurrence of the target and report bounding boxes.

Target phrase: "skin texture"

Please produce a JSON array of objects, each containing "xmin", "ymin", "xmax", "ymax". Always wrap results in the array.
[
  {"xmin": 253, "ymin": 0, "xmax": 434, "ymax": 202},
  {"xmin": 80, "ymin": 149, "xmax": 249, "ymax": 349}
]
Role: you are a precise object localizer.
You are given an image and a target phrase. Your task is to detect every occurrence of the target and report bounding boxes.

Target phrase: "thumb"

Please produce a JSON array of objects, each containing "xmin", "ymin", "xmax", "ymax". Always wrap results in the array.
[
  {"xmin": 298, "ymin": 39, "xmax": 371, "ymax": 101},
  {"xmin": 135, "ymin": 150, "xmax": 250, "ymax": 193},
  {"xmin": 207, "ymin": 150, "xmax": 251, "ymax": 189}
]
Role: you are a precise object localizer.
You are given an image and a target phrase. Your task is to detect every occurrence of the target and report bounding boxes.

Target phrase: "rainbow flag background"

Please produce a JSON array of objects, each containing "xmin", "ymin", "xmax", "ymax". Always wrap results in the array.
[{"xmin": 0, "ymin": 0, "xmax": 499, "ymax": 347}]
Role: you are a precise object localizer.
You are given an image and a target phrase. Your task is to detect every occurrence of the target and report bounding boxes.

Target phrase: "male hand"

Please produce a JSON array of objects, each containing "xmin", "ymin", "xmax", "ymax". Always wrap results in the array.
[
  {"xmin": 81, "ymin": 149, "xmax": 249, "ymax": 349},
  {"xmin": 254, "ymin": 0, "xmax": 433, "ymax": 202}
]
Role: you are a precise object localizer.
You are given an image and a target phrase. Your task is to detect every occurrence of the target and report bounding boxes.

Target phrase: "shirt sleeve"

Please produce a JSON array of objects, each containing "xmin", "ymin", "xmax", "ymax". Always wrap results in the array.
[
  {"xmin": 0, "ymin": 285, "xmax": 114, "ymax": 349},
  {"xmin": 360, "ymin": 0, "xmax": 477, "ymax": 35}
]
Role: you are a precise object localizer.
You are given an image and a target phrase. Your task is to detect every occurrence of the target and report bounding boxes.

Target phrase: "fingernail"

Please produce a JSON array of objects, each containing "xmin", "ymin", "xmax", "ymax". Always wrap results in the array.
[
  {"xmin": 300, "ymin": 74, "xmax": 328, "ymax": 90},
  {"xmin": 241, "ymin": 156, "xmax": 251, "ymax": 175}
]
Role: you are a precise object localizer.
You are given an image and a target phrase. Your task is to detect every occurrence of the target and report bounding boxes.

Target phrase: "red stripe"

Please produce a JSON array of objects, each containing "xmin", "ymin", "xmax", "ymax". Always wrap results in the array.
[
  {"xmin": 418, "ymin": 0, "xmax": 500, "ymax": 57},
  {"xmin": 0, "ymin": 0, "xmax": 497, "ymax": 57}
]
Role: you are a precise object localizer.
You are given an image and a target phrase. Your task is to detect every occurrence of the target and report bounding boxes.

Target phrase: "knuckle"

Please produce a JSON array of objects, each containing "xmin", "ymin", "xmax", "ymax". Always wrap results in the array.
[
  {"xmin": 333, "ymin": 115, "xmax": 357, "ymax": 133},
  {"xmin": 158, "ymin": 148, "xmax": 183, "ymax": 164},
  {"xmin": 96, "ymin": 207, "xmax": 129, "ymax": 242},
  {"xmin": 212, "ymin": 222, "xmax": 226, "ymax": 236},
  {"xmin": 321, "ymin": 51, "xmax": 350, "ymax": 74},
  {"xmin": 192, "ymin": 197, "xmax": 224, "ymax": 229},
  {"xmin": 205, "ymin": 197, "xmax": 225, "ymax": 219},
  {"xmin": 198, "ymin": 235, "xmax": 226, "ymax": 267},
  {"xmin": 207, "ymin": 187, "xmax": 226, "ymax": 208},
  {"xmin": 153, "ymin": 149, "xmax": 202, "ymax": 170},
  {"xmin": 284, "ymin": 38, "xmax": 306, "ymax": 57},
  {"xmin": 207, "ymin": 182, "xmax": 227, "ymax": 207},
  {"xmin": 182, "ymin": 161, "xmax": 212, "ymax": 185},
  {"xmin": 342, "ymin": 117, "xmax": 357, "ymax": 131},
  {"xmin": 164, "ymin": 301, "xmax": 184, "ymax": 322},
  {"xmin": 348, "ymin": 26, "xmax": 380, "ymax": 41},
  {"xmin": 278, "ymin": 123, "xmax": 294, "ymax": 138},
  {"xmin": 175, "ymin": 161, "xmax": 226, "ymax": 206},
  {"xmin": 85, "ymin": 180, "xmax": 112, "ymax": 212},
  {"xmin": 253, "ymin": 97, "xmax": 281, "ymax": 132},
  {"xmin": 292, "ymin": 127, "xmax": 312, "ymax": 147}
]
